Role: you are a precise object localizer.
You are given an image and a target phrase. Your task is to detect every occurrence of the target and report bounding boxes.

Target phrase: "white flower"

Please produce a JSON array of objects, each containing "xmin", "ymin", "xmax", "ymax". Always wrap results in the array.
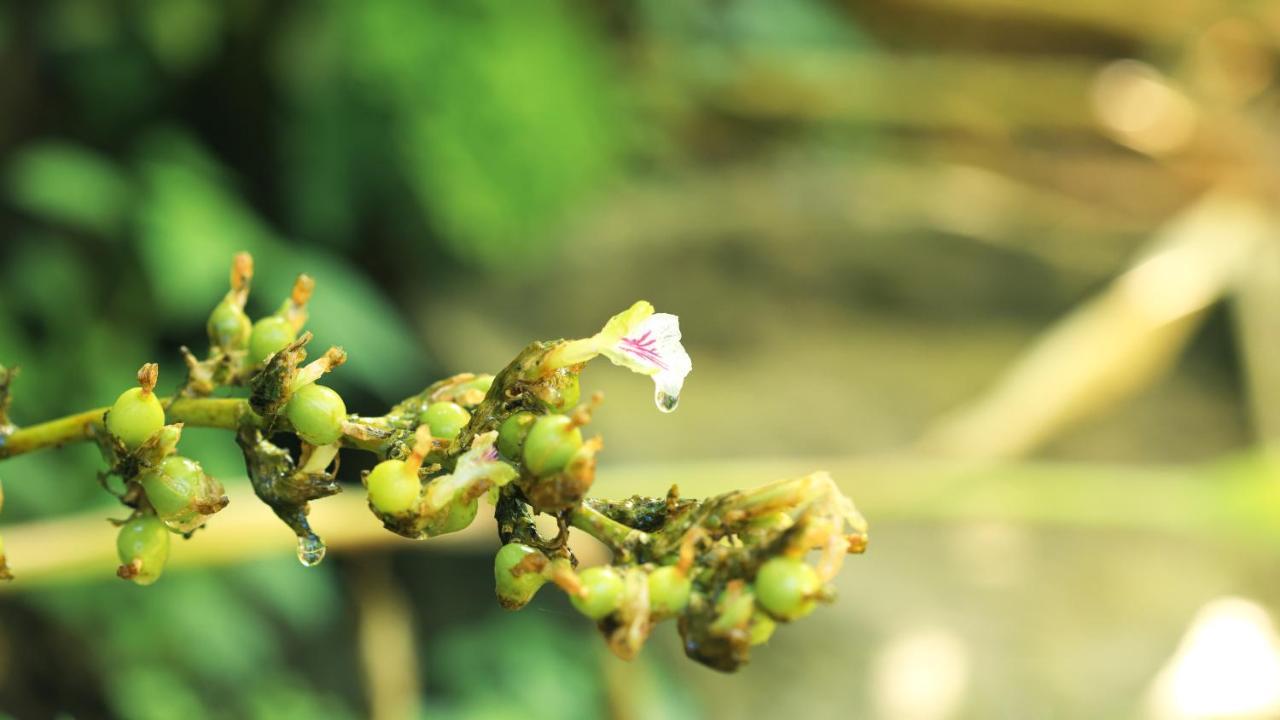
[
  {"xmin": 600, "ymin": 307, "xmax": 691, "ymax": 412},
  {"xmin": 548, "ymin": 301, "xmax": 692, "ymax": 413}
]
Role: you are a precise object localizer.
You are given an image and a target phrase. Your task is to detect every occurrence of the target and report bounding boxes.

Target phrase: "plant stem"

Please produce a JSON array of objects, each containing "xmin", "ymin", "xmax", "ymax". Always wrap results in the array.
[
  {"xmin": 0, "ymin": 398, "xmax": 402, "ymax": 460},
  {"xmin": 569, "ymin": 503, "xmax": 651, "ymax": 557},
  {"xmin": 0, "ymin": 398, "xmax": 253, "ymax": 459}
]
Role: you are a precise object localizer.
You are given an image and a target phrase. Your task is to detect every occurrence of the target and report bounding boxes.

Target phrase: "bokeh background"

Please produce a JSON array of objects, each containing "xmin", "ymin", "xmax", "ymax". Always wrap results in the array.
[{"xmin": 3, "ymin": 0, "xmax": 1280, "ymax": 718}]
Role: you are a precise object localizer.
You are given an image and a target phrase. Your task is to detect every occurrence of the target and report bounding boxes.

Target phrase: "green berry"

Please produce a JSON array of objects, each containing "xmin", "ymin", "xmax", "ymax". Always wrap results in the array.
[
  {"xmin": 497, "ymin": 411, "xmax": 536, "ymax": 460},
  {"xmin": 140, "ymin": 456, "xmax": 206, "ymax": 529},
  {"xmin": 494, "ymin": 543, "xmax": 547, "ymax": 610},
  {"xmin": 459, "ymin": 374, "xmax": 494, "ymax": 398},
  {"xmin": 570, "ymin": 566, "xmax": 624, "ymax": 620},
  {"xmin": 542, "ymin": 372, "xmax": 580, "ymax": 411},
  {"xmin": 420, "ymin": 402, "xmax": 470, "ymax": 443},
  {"xmin": 286, "ymin": 383, "xmax": 346, "ymax": 445},
  {"xmin": 714, "ymin": 587, "xmax": 756, "ymax": 631},
  {"xmin": 366, "ymin": 459, "xmax": 420, "ymax": 515},
  {"xmin": 249, "ymin": 316, "xmax": 297, "ymax": 364},
  {"xmin": 755, "ymin": 557, "xmax": 822, "ymax": 621},
  {"xmin": 648, "ymin": 565, "xmax": 692, "ymax": 616},
  {"xmin": 207, "ymin": 299, "xmax": 251, "ymax": 351},
  {"xmin": 116, "ymin": 515, "xmax": 170, "ymax": 586},
  {"xmin": 106, "ymin": 387, "xmax": 165, "ymax": 450},
  {"xmin": 749, "ymin": 610, "xmax": 777, "ymax": 645},
  {"xmin": 437, "ymin": 496, "xmax": 478, "ymax": 535},
  {"xmin": 522, "ymin": 414, "xmax": 583, "ymax": 477}
]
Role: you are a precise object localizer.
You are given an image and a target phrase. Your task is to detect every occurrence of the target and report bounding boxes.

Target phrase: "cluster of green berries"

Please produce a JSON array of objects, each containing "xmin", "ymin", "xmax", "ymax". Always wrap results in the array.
[
  {"xmin": 363, "ymin": 376, "xmax": 499, "ymax": 537},
  {"xmin": 105, "ymin": 257, "xmax": 342, "ymax": 584},
  {"xmin": 205, "ymin": 253, "xmax": 314, "ymax": 368},
  {"xmin": 2, "ymin": 251, "xmax": 870, "ymax": 673},
  {"xmin": 492, "ymin": 543, "xmax": 825, "ymax": 658},
  {"xmin": 498, "ymin": 411, "xmax": 583, "ymax": 477},
  {"xmin": 104, "ymin": 364, "xmax": 226, "ymax": 585}
]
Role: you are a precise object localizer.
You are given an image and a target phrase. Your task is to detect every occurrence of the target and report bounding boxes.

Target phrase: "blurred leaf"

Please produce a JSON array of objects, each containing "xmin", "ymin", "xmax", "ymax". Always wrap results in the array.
[
  {"xmin": 424, "ymin": 613, "xmax": 604, "ymax": 719},
  {"xmin": 42, "ymin": 0, "xmax": 122, "ymax": 52},
  {"xmin": 244, "ymin": 675, "xmax": 357, "ymax": 720},
  {"xmin": 139, "ymin": 0, "xmax": 223, "ymax": 75},
  {"xmin": 107, "ymin": 666, "xmax": 210, "ymax": 720},
  {"xmin": 0, "ymin": 448, "xmax": 110, "ymax": 521},
  {"xmin": 6, "ymin": 143, "xmax": 132, "ymax": 235},
  {"xmin": 230, "ymin": 555, "xmax": 339, "ymax": 633},
  {"xmin": 135, "ymin": 136, "xmax": 267, "ymax": 320},
  {"xmin": 335, "ymin": 0, "xmax": 623, "ymax": 268}
]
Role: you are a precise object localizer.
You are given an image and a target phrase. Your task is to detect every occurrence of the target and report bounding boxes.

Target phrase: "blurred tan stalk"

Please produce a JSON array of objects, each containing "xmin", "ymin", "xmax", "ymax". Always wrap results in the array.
[
  {"xmin": 917, "ymin": 188, "xmax": 1273, "ymax": 459},
  {"xmin": 350, "ymin": 557, "xmax": 422, "ymax": 720}
]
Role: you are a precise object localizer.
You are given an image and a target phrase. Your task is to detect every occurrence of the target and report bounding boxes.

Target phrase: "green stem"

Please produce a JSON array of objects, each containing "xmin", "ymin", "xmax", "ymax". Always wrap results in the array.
[
  {"xmin": 0, "ymin": 398, "xmax": 411, "ymax": 460},
  {"xmin": 569, "ymin": 504, "xmax": 651, "ymax": 557},
  {"xmin": 0, "ymin": 398, "xmax": 254, "ymax": 459},
  {"xmin": 0, "ymin": 407, "xmax": 107, "ymax": 459}
]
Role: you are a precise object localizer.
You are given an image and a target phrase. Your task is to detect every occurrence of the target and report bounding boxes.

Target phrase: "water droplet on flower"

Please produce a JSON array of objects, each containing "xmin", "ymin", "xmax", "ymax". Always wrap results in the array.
[
  {"xmin": 655, "ymin": 389, "xmax": 679, "ymax": 413},
  {"xmin": 296, "ymin": 535, "xmax": 326, "ymax": 567}
]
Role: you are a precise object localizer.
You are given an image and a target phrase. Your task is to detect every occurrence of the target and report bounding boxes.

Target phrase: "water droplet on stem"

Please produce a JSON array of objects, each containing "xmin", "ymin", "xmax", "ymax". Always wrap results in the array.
[{"xmin": 297, "ymin": 535, "xmax": 326, "ymax": 567}]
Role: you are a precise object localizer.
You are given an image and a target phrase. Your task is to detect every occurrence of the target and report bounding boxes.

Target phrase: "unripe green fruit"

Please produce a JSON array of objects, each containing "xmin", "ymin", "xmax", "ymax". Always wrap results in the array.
[
  {"xmin": 249, "ymin": 316, "xmax": 296, "ymax": 364},
  {"xmin": 366, "ymin": 459, "xmax": 420, "ymax": 515},
  {"xmin": 755, "ymin": 557, "xmax": 821, "ymax": 621},
  {"xmin": 116, "ymin": 516, "xmax": 170, "ymax": 586},
  {"xmin": 749, "ymin": 610, "xmax": 777, "ymax": 645},
  {"xmin": 140, "ymin": 456, "xmax": 206, "ymax": 529},
  {"xmin": 286, "ymin": 383, "xmax": 346, "ymax": 445},
  {"xmin": 420, "ymin": 402, "xmax": 470, "ymax": 443},
  {"xmin": 106, "ymin": 387, "xmax": 165, "ymax": 450},
  {"xmin": 570, "ymin": 566, "xmax": 625, "ymax": 620},
  {"xmin": 497, "ymin": 411, "xmax": 536, "ymax": 460},
  {"xmin": 207, "ymin": 299, "xmax": 251, "ymax": 351},
  {"xmin": 494, "ymin": 543, "xmax": 547, "ymax": 610},
  {"xmin": 648, "ymin": 565, "xmax": 692, "ymax": 616},
  {"xmin": 542, "ymin": 373, "xmax": 580, "ymax": 411},
  {"xmin": 714, "ymin": 587, "xmax": 756, "ymax": 630},
  {"xmin": 460, "ymin": 375, "xmax": 494, "ymax": 397},
  {"xmin": 437, "ymin": 496, "xmax": 478, "ymax": 535},
  {"xmin": 522, "ymin": 415, "xmax": 583, "ymax": 477}
]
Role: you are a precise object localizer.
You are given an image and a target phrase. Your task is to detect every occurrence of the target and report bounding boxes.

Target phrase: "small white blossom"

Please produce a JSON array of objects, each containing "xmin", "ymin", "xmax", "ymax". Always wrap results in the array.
[
  {"xmin": 545, "ymin": 301, "xmax": 693, "ymax": 412},
  {"xmin": 599, "ymin": 308, "xmax": 691, "ymax": 412}
]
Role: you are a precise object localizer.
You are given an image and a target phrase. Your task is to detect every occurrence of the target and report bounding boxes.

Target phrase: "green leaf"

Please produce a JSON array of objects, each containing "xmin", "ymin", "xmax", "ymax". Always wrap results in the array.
[
  {"xmin": 6, "ymin": 142, "xmax": 132, "ymax": 235},
  {"xmin": 343, "ymin": 0, "xmax": 624, "ymax": 268}
]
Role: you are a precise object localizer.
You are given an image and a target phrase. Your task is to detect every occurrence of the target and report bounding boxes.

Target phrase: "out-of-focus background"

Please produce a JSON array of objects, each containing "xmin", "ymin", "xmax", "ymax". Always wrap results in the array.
[{"xmin": 2, "ymin": 0, "xmax": 1280, "ymax": 718}]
